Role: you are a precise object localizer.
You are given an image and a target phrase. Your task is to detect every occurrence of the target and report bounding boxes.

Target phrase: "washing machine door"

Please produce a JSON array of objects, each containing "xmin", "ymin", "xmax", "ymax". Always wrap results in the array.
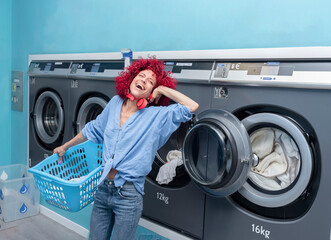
[
  {"xmin": 75, "ymin": 97, "xmax": 108, "ymax": 134},
  {"xmin": 33, "ymin": 91, "xmax": 64, "ymax": 145},
  {"xmin": 183, "ymin": 109, "xmax": 254, "ymax": 197}
]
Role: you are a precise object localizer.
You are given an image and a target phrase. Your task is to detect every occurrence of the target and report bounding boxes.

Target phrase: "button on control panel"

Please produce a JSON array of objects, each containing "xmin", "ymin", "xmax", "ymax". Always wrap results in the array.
[
  {"xmin": 11, "ymin": 71, "xmax": 23, "ymax": 112},
  {"xmin": 214, "ymin": 63, "xmax": 230, "ymax": 78}
]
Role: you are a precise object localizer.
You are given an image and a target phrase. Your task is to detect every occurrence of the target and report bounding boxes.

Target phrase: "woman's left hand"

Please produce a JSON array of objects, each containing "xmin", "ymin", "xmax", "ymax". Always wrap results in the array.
[{"xmin": 149, "ymin": 86, "xmax": 163, "ymax": 104}]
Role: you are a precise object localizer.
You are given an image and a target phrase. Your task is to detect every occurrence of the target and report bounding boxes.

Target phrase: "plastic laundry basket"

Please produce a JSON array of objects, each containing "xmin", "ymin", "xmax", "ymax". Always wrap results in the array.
[{"xmin": 28, "ymin": 141, "xmax": 103, "ymax": 212}]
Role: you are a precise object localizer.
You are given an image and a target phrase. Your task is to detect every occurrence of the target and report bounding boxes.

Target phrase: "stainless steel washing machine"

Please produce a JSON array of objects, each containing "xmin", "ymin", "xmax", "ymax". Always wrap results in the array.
[
  {"xmin": 28, "ymin": 61, "xmax": 71, "ymax": 167},
  {"xmin": 67, "ymin": 61, "xmax": 124, "ymax": 139},
  {"xmin": 183, "ymin": 61, "xmax": 330, "ymax": 239},
  {"xmin": 142, "ymin": 60, "xmax": 215, "ymax": 239}
]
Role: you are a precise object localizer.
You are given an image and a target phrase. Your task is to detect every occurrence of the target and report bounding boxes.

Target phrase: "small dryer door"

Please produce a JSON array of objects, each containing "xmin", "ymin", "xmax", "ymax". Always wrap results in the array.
[
  {"xmin": 183, "ymin": 109, "xmax": 255, "ymax": 197},
  {"xmin": 75, "ymin": 97, "xmax": 108, "ymax": 134},
  {"xmin": 33, "ymin": 91, "xmax": 64, "ymax": 146}
]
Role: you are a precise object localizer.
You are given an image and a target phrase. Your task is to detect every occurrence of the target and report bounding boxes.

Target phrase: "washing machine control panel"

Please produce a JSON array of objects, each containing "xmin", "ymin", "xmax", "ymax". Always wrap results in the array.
[
  {"xmin": 163, "ymin": 60, "xmax": 214, "ymax": 84},
  {"xmin": 27, "ymin": 61, "xmax": 71, "ymax": 77},
  {"xmin": 68, "ymin": 61, "xmax": 124, "ymax": 79},
  {"xmin": 213, "ymin": 62, "xmax": 294, "ymax": 79},
  {"xmin": 211, "ymin": 61, "xmax": 331, "ymax": 89}
]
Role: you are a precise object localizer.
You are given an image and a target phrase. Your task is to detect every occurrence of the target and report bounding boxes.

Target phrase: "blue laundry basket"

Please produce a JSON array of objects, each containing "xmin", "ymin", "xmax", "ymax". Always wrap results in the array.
[{"xmin": 28, "ymin": 141, "xmax": 103, "ymax": 212}]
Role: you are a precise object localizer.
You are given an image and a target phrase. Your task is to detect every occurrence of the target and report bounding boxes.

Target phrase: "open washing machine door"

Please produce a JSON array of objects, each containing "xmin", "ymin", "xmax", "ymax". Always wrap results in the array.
[
  {"xmin": 183, "ymin": 108, "xmax": 314, "ymax": 211},
  {"xmin": 183, "ymin": 109, "xmax": 255, "ymax": 197}
]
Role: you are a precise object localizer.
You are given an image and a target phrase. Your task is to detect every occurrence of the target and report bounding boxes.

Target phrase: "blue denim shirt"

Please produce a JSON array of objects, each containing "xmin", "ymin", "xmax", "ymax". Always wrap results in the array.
[{"xmin": 82, "ymin": 95, "xmax": 192, "ymax": 194}]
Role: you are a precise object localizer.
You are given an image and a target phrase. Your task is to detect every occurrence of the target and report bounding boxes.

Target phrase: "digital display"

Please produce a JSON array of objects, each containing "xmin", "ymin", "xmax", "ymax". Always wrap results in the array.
[
  {"xmin": 70, "ymin": 64, "xmax": 78, "ymax": 74},
  {"xmin": 91, "ymin": 63, "xmax": 100, "ymax": 73},
  {"xmin": 44, "ymin": 63, "xmax": 52, "ymax": 71},
  {"xmin": 164, "ymin": 62, "xmax": 174, "ymax": 72},
  {"xmin": 261, "ymin": 66, "xmax": 279, "ymax": 76}
]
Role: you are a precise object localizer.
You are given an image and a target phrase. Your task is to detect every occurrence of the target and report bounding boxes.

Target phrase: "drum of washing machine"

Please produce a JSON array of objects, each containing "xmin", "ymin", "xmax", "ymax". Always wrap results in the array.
[{"xmin": 239, "ymin": 113, "xmax": 313, "ymax": 208}]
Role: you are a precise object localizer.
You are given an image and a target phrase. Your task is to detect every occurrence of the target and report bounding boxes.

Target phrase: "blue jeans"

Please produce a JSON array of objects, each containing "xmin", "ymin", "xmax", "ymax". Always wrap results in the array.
[{"xmin": 89, "ymin": 179, "xmax": 143, "ymax": 240}]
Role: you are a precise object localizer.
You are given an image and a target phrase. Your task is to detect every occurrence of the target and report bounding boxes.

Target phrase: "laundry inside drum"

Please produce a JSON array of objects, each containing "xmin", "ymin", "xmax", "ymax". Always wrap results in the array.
[{"xmin": 248, "ymin": 127, "xmax": 301, "ymax": 191}]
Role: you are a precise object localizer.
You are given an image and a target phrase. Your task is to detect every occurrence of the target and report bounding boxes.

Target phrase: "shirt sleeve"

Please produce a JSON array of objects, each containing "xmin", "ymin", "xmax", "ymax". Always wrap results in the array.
[
  {"xmin": 168, "ymin": 103, "xmax": 192, "ymax": 123},
  {"xmin": 81, "ymin": 98, "xmax": 113, "ymax": 144},
  {"xmin": 158, "ymin": 103, "xmax": 193, "ymax": 148}
]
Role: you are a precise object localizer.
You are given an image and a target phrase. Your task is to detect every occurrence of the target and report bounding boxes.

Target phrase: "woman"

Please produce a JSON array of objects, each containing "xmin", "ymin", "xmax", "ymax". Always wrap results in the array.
[{"xmin": 53, "ymin": 57, "xmax": 199, "ymax": 240}]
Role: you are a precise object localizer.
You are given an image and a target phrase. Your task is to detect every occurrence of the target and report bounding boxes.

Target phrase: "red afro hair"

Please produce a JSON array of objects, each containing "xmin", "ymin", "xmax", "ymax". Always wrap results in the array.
[{"xmin": 115, "ymin": 57, "xmax": 177, "ymax": 106}]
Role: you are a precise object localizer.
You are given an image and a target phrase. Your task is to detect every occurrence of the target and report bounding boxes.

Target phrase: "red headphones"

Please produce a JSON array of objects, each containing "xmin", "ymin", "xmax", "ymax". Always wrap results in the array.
[{"xmin": 126, "ymin": 93, "xmax": 153, "ymax": 109}]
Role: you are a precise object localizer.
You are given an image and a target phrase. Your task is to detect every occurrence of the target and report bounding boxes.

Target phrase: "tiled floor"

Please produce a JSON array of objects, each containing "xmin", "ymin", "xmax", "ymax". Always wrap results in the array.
[
  {"xmin": 135, "ymin": 225, "xmax": 169, "ymax": 240},
  {"xmin": 0, "ymin": 214, "xmax": 85, "ymax": 240},
  {"xmin": 0, "ymin": 214, "xmax": 168, "ymax": 240}
]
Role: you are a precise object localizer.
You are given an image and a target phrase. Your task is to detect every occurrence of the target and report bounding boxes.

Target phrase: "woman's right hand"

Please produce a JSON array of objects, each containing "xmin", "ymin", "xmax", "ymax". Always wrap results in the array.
[
  {"xmin": 53, "ymin": 145, "xmax": 68, "ymax": 164},
  {"xmin": 53, "ymin": 132, "xmax": 87, "ymax": 164}
]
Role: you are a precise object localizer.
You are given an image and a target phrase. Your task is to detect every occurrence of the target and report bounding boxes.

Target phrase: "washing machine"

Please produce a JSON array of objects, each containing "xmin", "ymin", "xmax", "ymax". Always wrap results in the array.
[
  {"xmin": 142, "ymin": 60, "xmax": 215, "ymax": 239},
  {"xmin": 28, "ymin": 61, "xmax": 71, "ymax": 167},
  {"xmin": 182, "ymin": 61, "xmax": 330, "ymax": 239},
  {"xmin": 67, "ymin": 60, "xmax": 124, "ymax": 139}
]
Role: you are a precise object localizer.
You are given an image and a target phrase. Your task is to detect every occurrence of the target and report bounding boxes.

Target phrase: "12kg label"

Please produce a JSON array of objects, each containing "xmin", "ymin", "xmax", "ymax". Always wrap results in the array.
[
  {"xmin": 252, "ymin": 224, "xmax": 271, "ymax": 239},
  {"xmin": 156, "ymin": 192, "xmax": 169, "ymax": 205}
]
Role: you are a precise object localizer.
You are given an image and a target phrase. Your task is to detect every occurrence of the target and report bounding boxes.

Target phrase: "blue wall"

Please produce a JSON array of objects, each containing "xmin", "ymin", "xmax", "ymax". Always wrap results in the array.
[
  {"xmin": 9, "ymin": 0, "xmax": 331, "ymax": 231},
  {"xmin": 0, "ymin": 0, "xmax": 12, "ymax": 166}
]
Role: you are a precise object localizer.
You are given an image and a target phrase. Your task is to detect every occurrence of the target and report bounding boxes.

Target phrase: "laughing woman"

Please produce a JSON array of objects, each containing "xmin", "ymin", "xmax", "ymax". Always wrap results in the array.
[{"xmin": 53, "ymin": 57, "xmax": 199, "ymax": 240}]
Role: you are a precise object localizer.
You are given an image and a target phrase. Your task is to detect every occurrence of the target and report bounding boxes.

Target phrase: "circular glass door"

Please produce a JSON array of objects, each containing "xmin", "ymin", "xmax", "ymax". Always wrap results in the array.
[
  {"xmin": 75, "ymin": 97, "xmax": 107, "ymax": 134},
  {"xmin": 183, "ymin": 109, "xmax": 253, "ymax": 197},
  {"xmin": 33, "ymin": 91, "xmax": 64, "ymax": 145},
  {"xmin": 238, "ymin": 113, "xmax": 313, "ymax": 207}
]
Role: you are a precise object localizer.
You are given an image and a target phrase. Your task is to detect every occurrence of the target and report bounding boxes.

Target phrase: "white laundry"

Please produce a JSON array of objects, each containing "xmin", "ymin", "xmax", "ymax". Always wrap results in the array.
[
  {"xmin": 69, "ymin": 176, "xmax": 86, "ymax": 182},
  {"xmin": 275, "ymin": 131, "xmax": 300, "ymax": 188},
  {"xmin": 250, "ymin": 128, "xmax": 275, "ymax": 159},
  {"xmin": 166, "ymin": 150, "xmax": 183, "ymax": 165},
  {"xmin": 275, "ymin": 130, "xmax": 300, "ymax": 160},
  {"xmin": 249, "ymin": 171, "xmax": 283, "ymax": 191},
  {"xmin": 156, "ymin": 150, "xmax": 183, "ymax": 185},
  {"xmin": 250, "ymin": 128, "xmax": 301, "ymax": 191},
  {"xmin": 252, "ymin": 143, "xmax": 287, "ymax": 178}
]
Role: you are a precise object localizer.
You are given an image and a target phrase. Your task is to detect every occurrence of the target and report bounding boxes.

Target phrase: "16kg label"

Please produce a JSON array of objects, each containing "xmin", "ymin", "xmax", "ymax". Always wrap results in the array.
[{"xmin": 252, "ymin": 224, "xmax": 271, "ymax": 239}]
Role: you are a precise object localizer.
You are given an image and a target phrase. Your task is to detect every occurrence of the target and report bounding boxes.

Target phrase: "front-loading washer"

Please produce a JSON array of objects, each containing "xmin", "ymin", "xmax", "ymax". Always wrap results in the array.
[
  {"xmin": 142, "ymin": 60, "xmax": 214, "ymax": 239},
  {"xmin": 28, "ymin": 61, "xmax": 71, "ymax": 167},
  {"xmin": 67, "ymin": 60, "xmax": 124, "ymax": 138},
  {"xmin": 183, "ymin": 61, "xmax": 329, "ymax": 239}
]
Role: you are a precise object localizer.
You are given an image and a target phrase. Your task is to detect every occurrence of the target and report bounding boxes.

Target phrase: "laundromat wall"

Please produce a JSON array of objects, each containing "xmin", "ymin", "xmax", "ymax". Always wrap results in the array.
[
  {"xmin": 3, "ymin": 0, "xmax": 331, "ymax": 232},
  {"xmin": 0, "ymin": 0, "xmax": 12, "ymax": 166}
]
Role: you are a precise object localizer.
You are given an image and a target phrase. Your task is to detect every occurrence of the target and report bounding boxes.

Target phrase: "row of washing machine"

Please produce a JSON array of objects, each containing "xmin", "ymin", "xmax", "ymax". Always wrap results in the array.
[
  {"xmin": 28, "ymin": 58, "xmax": 331, "ymax": 240},
  {"xmin": 28, "ymin": 60, "xmax": 124, "ymax": 167},
  {"xmin": 143, "ymin": 60, "xmax": 330, "ymax": 240}
]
